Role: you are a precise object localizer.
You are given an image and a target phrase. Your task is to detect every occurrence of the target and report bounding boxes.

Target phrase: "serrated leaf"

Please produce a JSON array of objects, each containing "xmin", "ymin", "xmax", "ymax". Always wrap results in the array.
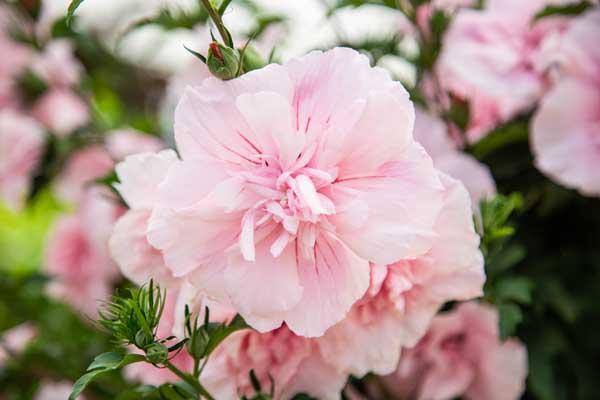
[
  {"xmin": 70, "ymin": 353, "xmax": 145, "ymax": 399},
  {"xmin": 66, "ymin": 0, "xmax": 86, "ymax": 26}
]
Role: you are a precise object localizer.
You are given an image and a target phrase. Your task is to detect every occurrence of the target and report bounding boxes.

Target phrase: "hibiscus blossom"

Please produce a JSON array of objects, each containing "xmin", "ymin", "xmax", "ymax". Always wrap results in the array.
[{"xmin": 131, "ymin": 48, "xmax": 444, "ymax": 337}]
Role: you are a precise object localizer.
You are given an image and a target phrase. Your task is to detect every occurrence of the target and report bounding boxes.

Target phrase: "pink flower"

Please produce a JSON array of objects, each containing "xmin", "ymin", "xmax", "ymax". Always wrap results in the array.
[
  {"xmin": 531, "ymin": 10, "xmax": 600, "ymax": 196},
  {"xmin": 32, "ymin": 88, "xmax": 90, "ymax": 136},
  {"xmin": 0, "ymin": 323, "xmax": 37, "ymax": 366},
  {"xmin": 44, "ymin": 188, "xmax": 122, "ymax": 315},
  {"xmin": 109, "ymin": 150, "xmax": 179, "ymax": 286},
  {"xmin": 436, "ymin": 0, "xmax": 570, "ymax": 142},
  {"xmin": 0, "ymin": 109, "xmax": 45, "ymax": 210},
  {"xmin": 203, "ymin": 327, "xmax": 347, "ymax": 400},
  {"xmin": 34, "ymin": 381, "xmax": 83, "ymax": 400},
  {"xmin": 413, "ymin": 108, "xmax": 496, "ymax": 207},
  {"xmin": 54, "ymin": 146, "xmax": 114, "ymax": 204},
  {"xmin": 380, "ymin": 302, "xmax": 527, "ymax": 400},
  {"xmin": 0, "ymin": 7, "xmax": 32, "ymax": 108},
  {"xmin": 105, "ymin": 129, "xmax": 164, "ymax": 161},
  {"xmin": 137, "ymin": 48, "xmax": 444, "ymax": 337},
  {"xmin": 317, "ymin": 173, "xmax": 485, "ymax": 376},
  {"xmin": 31, "ymin": 39, "xmax": 82, "ymax": 87}
]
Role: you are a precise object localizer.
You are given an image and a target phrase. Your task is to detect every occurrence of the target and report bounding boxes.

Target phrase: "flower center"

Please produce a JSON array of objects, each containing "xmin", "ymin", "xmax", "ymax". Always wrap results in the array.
[{"xmin": 238, "ymin": 163, "xmax": 337, "ymax": 261}]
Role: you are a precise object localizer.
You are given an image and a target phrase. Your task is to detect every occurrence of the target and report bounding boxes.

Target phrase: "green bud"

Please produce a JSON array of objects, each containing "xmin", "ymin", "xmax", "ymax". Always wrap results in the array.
[
  {"xmin": 187, "ymin": 327, "xmax": 210, "ymax": 359},
  {"xmin": 146, "ymin": 343, "xmax": 169, "ymax": 364},
  {"xmin": 240, "ymin": 45, "xmax": 266, "ymax": 73},
  {"xmin": 207, "ymin": 42, "xmax": 241, "ymax": 80},
  {"xmin": 134, "ymin": 329, "xmax": 152, "ymax": 348}
]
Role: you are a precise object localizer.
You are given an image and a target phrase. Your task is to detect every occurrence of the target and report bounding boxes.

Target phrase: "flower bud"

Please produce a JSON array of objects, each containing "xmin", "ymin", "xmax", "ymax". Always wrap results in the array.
[
  {"xmin": 146, "ymin": 343, "xmax": 168, "ymax": 364},
  {"xmin": 134, "ymin": 329, "xmax": 152, "ymax": 348},
  {"xmin": 207, "ymin": 42, "xmax": 241, "ymax": 80},
  {"xmin": 187, "ymin": 327, "xmax": 210, "ymax": 359}
]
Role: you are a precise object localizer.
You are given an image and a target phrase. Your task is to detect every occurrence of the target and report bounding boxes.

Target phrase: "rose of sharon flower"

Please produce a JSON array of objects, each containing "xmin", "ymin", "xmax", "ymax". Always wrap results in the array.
[
  {"xmin": 31, "ymin": 88, "xmax": 90, "ymax": 137},
  {"xmin": 0, "ymin": 5, "xmax": 32, "ymax": 108},
  {"xmin": 0, "ymin": 323, "xmax": 37, "ymax": 366},
  {"xmin": 317, "ymin": 173, "xmax": 485, "ymax": 377},
  {"xmin": 105, "ymin": 129, "xmax": 164, "ymax": 161},
  {"xmin": 436, "ymin": 0, "xmax": 571, "ymax": 142},
  {"xmin": 380, "ymin": 302, "xmax": 527, "ymax": 400},
  {"xmin": 31, "ymin": 39, "xmax": 82, "ymax": 87},
  {"xmin": 140, "ymin": 48, "xmax": 444, "ymax": 337},
  {"xmin": 413, "ymin": 108, "xmax": 495, "ymax": 207},
  {"xmin": 44, "ymin": 188, "xmax": 122, "ymax": 315},
  {"xmin": 0, "ymin": 110, "xmax": 45, "ymax": 210},
  {"xmin": 531, "ymin": 9, "xmax": 600, "ymax": 196},
  {"xmin": 54, "ymin": 146, "xmax": 114, "ymax": 204}
]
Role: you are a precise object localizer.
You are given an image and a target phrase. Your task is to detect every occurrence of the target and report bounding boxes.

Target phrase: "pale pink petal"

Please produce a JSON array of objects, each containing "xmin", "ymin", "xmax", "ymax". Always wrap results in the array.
[
  {"xmin": 331, "ymin": 142, "xmax": 443, "ymax": 264},
  {"xmin": 114, "ymin": 150, "xmax": 178, "ymax": 209},
  {"xmin": 531, "ymin": 78, "xmax": 600, "ymax": 196},
  {"xmin": 109, "ymin": 209, "xmax": 175, "ymax": 286},
  {"xmin": 225, "ymin": 232, "xmax": 303, "ymax": 332},
  {"xmin": 284, "ymin": 232, "xmax": 370, "ymax": 337}
]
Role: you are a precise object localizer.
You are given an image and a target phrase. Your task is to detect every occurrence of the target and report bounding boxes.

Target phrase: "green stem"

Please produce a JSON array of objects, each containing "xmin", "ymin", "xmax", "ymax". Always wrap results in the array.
[
  {"xmin": 164, "ymin": 361, "xmax": 215, "ymax": 400},
  {"xmin": 199, "ymin": 0, "xmax": 233, "ymax": 47}
]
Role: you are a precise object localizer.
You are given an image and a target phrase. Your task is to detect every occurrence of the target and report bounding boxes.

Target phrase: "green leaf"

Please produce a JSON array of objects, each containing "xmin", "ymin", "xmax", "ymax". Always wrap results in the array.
[
  {"xmin": 218, "ymin": 0, "xmax": 234, "ymax": 15},
  {"xmin": 204, "ymin": 314, "xmax": 248, "ymax": 356},
  {"xmin": 535, "ymin": 1, "xmax": 592, "ymax": 20},
  {"xmin": 69, "ymin": 353, "xmax": 145, "ymax": 399},
  {"xmin": 67, "ymin": 0, "xmax": 86, "ymax": 26},
  {"xmin": 495, "ymin": 277, "xmax": 534, "ymax": 305},
  {"xmin": 498, "ymin": 303, "xmax": 523, "ymax": 339}
]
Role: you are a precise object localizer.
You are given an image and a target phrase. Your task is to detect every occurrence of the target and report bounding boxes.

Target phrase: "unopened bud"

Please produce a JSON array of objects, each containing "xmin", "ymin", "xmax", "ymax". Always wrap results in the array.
[
  {"xmin": 207, "ymin": 42, "xmax": 241, "ymax": 80},
  {"xmin": 187, "ymin": 327, "xmax": 210, "ymax": 359},
  {"xmin": 146, "ymin": 343, "xmax": 168, "ymax": 364}
]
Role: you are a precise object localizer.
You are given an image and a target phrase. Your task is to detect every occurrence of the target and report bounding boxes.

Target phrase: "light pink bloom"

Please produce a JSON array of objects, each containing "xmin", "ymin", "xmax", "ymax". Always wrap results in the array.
[
  {"xmin": 0, "ymin": 109, "xmax": 45, "ymax": 210},
  {"xmin": 0, "ymin": 6, "xmax": 32, "ymax": 108},
  {"xmin": 141, "ymin": 48, "xmax": 444, "ymax": 337},
  {"xmin": 32, "ymin": 88, "xmax": 90, "ymax": 136},
  {"xmin": 34, "ymin": 381, "xmax": 83, "ymax": 400},
  {"xmin": 203, "ymin": 327, "xmax": 347, "ymax": 400},
  {"xmin": 31, "ymin": 39, "xmax": 82, "ymax": 87},
  {"xmin": 413, "ymin": 109, "xmax": 496, "ymax": 207},
  {"xmin": 54, "ymin": 146, "xmax": 114, "ymax": 204},
  {"xmin": 436, "ymin": 0, "xmax": 570, "ymax": 142},
  {"xmin": 317, "ymin": 173, "xmax": 485, "ymax": 376},
  {"xmin": 105, "ymin": 129, "xmax": 164, "ymax": 160},
  {"xmin": 531, "ymin": 10, "xmax": 600, "ymax": 196},
  {"xmin": 0, "ymin": 323, "xmax": 37, "ymax": 365},
  {"xmin": 381, "ymin": 302, "xmax": 527, "ymax": 400},
  {"xmin": 109, "ymin": 150, "xmax": 179, "ymax": 286},
  {"xmin": 44, "ymin": 188, "xmax": 122, "ymax": 315}
]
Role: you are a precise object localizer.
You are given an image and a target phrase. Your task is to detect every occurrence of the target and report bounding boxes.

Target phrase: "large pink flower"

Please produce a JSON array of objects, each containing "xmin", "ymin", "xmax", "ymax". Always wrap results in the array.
[
  {"xmin": 380, "ymin": 302, "xmax": 527, "ymax": 400},
  {"xmin": 413, "ymin": 108, "xmax": 496, "ymax": 207},
  {"xmin": 317, "ymin": 173, "xmax": 485, "ymax": 377},
  {"xmin": 531, "ymin": 9, "xmax": 600, "ymax": 196},
  {"xmin": 436, "ymin": 0, "xmax": 571, "ymax": 141},
  {"xmin": 0, "ymin": 109, "xmax": 45, "ymax": 210},
  {"xmin": 139, "ymin": 48, "xmax": 444, "ymax": 337}
]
